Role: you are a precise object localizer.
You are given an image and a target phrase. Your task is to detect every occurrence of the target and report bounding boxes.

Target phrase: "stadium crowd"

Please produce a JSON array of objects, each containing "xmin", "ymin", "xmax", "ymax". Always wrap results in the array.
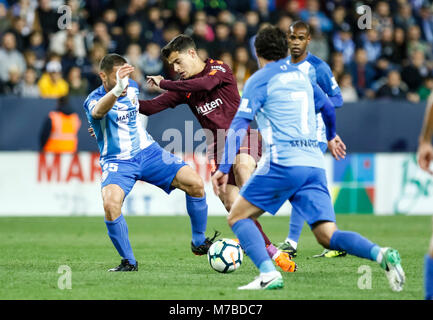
[{"xmin": 1, "ymin": 0, "xmax": 433, "ymax": 103}]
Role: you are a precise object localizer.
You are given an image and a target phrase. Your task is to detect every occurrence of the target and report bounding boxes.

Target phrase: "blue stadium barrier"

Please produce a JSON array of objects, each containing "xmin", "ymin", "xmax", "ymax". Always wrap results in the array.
[{"xmin": 0, "ymin": 96, "xmax": 426, "ymax": 152}]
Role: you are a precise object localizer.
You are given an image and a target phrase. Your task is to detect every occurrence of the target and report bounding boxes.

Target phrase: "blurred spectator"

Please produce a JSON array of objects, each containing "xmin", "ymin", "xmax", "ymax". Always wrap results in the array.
[
  {"xmin": 417, "ymin": 2, "xmax": 433, "ymax": 45},
  {"xmin": 300, "ymin": 0, "xmax": 333, "ymax": 33},
  {"xmin": 9, "ymin": 16, "xmax": 26, "ymax": 51},
  {"xmin": 28, "ymin": 31, "xmax": 46, "ymax": 62},
  {"xmin": 17, "ymin": 67, "xmax": 40, "ymax": 97},
  {"xmin": 418, "ymin": 75, "xmax": 433, "ymax": 100},
  {"xmin": 50, "ymin": 20, "xmax": 86, "ymax": 59},
  {"xmin": 0, "ymin": 32, "xmax": 26, "ymax": 82},
  {"xmin": 33, "ymin": 0, "xmax": 60, "ymax": 44},
  {"xmin": 120, "ymin": 0, "xmax": 147, "ymax": 25},
  {"xmin": 392, "ymin": 27, "xmax": 408, "ymax": 65},
  {"xmin": 332, "ymin": 25, "xmax": 355, "ymax": 65},
  {"xmin": 308, "ymin": 22, "xmax": 330, "ymax": 62},
  {"xmin": 139, "ymin": 42, "xmax": 163, "ymax": 76},
  {"xmin": 401, "ymin": 50, "xmax": 431, "ymax": 92},
  {"xmin": 330, "ymin": 51, "xmax": 346, "ymax": 81},
  {"xmin": 102, "ymin": 8, "xmax": 123, "ymax": 37},
  {"xmin": 144, "ymin": 6, "xmax": 165, "ymax": 46},
  {"xmin": 394, "ymin": 2, "xmax": 416, "ymax": 31},
  {"xmin": 40, "ymin": 95, "xmax": 81, "ymax": 153},
  {"xmin": 168, "ymin": 0, "xmax": 192, "ymax": 33},
  {"xmin": 255, "ymin": 0, "xmax": 278, "ymax": 23},
  {"xmin": 362, "ymin": 29, "xmax": 382, "ymax": 63},
  {"xmin": 376, "ymin": 70, "xmax": 410, "ymax": 100},
  {"xmin": 219, "ymin": 50, "xmax": 234, "ymax": 70},
  {"xmin": 0, "ymin": 65, "xmax": 22, "ymax": 95},
  {"xmin": 0, "ymin": 2, "xmax": 11, "ymax": 33},
  {"xmin": 407, "ymin": 24, "xmax": 432, "ymax": 60},
  {"xmin": 245, "ymin": 11, "xmax": 260, "ymax": 37},
  {"xmin": 38, "ymin": 60, "xmax": 69, "ymax": 99},
  {"xmin": 118, "ymin": 20, "xmax": 147, "ymax": 54},
  {"xmin": 125, "ymin": 43, "xmax": 142, "ymax": 68},
  {"xmin": 88, "ymin": 20, "xmax": 117, "ymax": 53},
  {"xmin": 67, "ymin": 66, "xmax": 88, "ymax": 96},
  {"xmin": 233, "ymin": 46, "xmax": 256, "ymax": 92},
  {"xmin": 372, "ymin": 1, "xmax": 393, "ymax": 33},
  {"xmin": 339, "ymin": 73, "xmax": 358, "ymax": 102},
  {"xmin": 232, "ymin": 21, "xmax": 249, "ymax": 48},
  {"xmin": 213, "ymin": 23, "xmax": 236, "ymax": 56},
  {"xmin": 348, "ymin": 48, "xmax": 376, "ymax": 98}
]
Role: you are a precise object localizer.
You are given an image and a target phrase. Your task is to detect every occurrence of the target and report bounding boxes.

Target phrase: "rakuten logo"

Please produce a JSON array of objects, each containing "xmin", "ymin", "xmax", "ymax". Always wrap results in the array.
[{"xmin": 195, "ymin": 98, "xmax": 223, "ymax": 116}]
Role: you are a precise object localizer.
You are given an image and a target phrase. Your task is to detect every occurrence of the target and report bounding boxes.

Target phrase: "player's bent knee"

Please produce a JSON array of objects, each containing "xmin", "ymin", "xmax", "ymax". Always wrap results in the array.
[{"xmin": 187, "ymin": 176, "xmax": 205, "ymax": 198}]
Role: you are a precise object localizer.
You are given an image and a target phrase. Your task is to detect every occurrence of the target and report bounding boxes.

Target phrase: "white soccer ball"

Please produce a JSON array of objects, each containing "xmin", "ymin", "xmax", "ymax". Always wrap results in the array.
[{"xmin": 207, "ymin": 238, "xmax": 243, "ymax": 273}]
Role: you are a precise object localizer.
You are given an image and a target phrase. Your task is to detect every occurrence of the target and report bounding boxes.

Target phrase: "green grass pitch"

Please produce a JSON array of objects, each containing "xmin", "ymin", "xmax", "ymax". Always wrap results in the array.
[{"xmin": 0, "ymin": 215, "xmax": 429, "ymax": 300}]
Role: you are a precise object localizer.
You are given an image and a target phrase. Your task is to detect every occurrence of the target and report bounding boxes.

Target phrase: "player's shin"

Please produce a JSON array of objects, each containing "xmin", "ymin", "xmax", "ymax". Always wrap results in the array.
[
  {"xmin": 425, "ymin": 255, "xmax": 433, "ymax": 299},
  {"xmin": 329, "ymin": 230, "xmax": 376, "ymax": 261},
  {"xmin": 105, "ymin": 215, "xmax": 136, "ymax": 265},
  {"xmin": 231, "ymin": 219, "xmax": 276, "ymax": 273},
  {"xmin": 185, "ymin": 193, "xmax": 208, "ymax": 246}
]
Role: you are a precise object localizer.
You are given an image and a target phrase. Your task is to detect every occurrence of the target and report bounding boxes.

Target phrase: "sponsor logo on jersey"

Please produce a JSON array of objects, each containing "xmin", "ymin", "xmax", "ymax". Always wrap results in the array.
[
  {"xmin": 116, "ymin": 109, "xmax": 138, "ymax": 122},
  {"xmin": 195, "ymin": 98, "xmax": 223, "ymax": 116},
  {"xmin": 211, "ymin": 65, "xmax": 226, "ymax": 73}
]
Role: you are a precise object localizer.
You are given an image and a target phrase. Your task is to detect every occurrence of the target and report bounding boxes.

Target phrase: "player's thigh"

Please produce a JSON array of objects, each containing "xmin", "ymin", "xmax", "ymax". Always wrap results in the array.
[
  {"xmin": 218, "ymin": 184, "xmax": 240, "ymax": 212},
  {"xmin": 227, "ymin": 195, "xmax": 264, "ymax": 227},
  {"xmin": 101, "ymin": 184, "xmax": 126, "ymax": 220},
  {"xmin": 171, "ymin": 165, "xmax": 205, "ymax": 198},
  {"xmin": 233, "ymin": 153, "xmax": 257, "ymax": 187}
]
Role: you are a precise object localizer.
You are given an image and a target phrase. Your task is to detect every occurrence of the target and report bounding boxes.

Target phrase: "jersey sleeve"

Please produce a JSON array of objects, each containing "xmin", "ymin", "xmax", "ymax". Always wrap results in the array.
[
  {"xmin": 159, "ymin": 64, "xmax": 231, "ymax": 92},
  {"xmin": 83, "ymin": 94, "xmax": 100, "ymax": 118},
  {"xmin": 316, "ymin": 62, "xmax": 343, "ymax": 107},
  {"xmin": 235, "ymin": 76, "xmax": 267, "ymax": 120},
  {"xmin": 139, "ymin": 90, "xmax": 184, "ymax": 116},
  {"xmin": 313, "ymin": 84, "xmax": 336, "ymax": 141}
]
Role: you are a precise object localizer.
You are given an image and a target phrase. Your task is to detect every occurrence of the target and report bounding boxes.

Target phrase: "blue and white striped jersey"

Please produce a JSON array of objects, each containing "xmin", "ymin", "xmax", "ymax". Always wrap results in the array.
[
  {"xmin": 83, "ymin": 79, "xmax": 154, "ymax": 164},
  {"xmin": 236, "ymin": 58, "xmax": 329, "ymax": 169},
  {"xmin": 286, "ymin": 52, "xmax": 342, "ymax": 144}
]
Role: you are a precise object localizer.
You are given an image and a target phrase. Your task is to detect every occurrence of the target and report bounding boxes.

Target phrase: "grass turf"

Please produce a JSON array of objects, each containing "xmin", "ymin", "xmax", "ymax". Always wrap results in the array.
[{"xmin": 0, "ymin": 215, "xmax": 429, "ymax": 300}]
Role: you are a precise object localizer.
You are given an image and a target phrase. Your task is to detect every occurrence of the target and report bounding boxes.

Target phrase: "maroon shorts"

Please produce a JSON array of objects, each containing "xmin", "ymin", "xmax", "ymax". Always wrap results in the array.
[{"xmin": 208, "ymin": 129, "xmax": 262, "ymax": 186}]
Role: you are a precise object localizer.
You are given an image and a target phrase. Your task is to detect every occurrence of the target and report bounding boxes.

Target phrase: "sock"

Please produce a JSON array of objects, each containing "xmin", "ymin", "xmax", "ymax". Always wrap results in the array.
[
  {"xmin": 105, "ymin": 215, "xmax": 136, "ymax": 265},
  {"xmin": 253, "ymin": 220, "xmax": 271, "ymax": 246},
  {"xmin": 186, "ymin": 193, "xmax": 208, "ymax": 246},
  {"xmin": 266, "ymin": 244, "xmax": 278, "ymax": 259},
  {"xmin": 370, "ymin": 245, "xmax": 382, "ymax": 263},
  {"xmin": 259, "ymin": 260, "xmax": 276, "ymax": 273},
  {"xmin": 232, "ymin": 219, "xmax": 275, "ymax": 272},
  {"xmin": 329, "ymin": 230, "xmax": 377, "ymax": 261},
  {"xmin": 425, "ymin": 255, "xmax": 433, "ymax": 300},
  {"xmin": 287, "ymin": 207, "xmax": 304, "ymax": 244}
]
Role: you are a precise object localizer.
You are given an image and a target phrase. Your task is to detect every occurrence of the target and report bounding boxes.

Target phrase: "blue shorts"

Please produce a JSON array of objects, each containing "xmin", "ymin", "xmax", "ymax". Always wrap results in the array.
[
  {"xmin": 101, "ymin": 142, "xmax": 187, "ymax": 197},
  {"xmin": 240, "ymin": 163, "xmax": 335, "ymax": 228}
]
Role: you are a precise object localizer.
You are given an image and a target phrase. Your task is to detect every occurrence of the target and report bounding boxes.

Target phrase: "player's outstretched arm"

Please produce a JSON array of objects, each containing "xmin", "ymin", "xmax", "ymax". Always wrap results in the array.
[
  {"xmin": 148, "ymin": 71, "xmax": 224, "ymax": 92},
  {"xmin": 418, "ymin": 94, "xmax": 433, "ymax": 174},
  {"xmin": 91, "ymin": 64, "xmax": 134, "ymax": 119},
  {"xmin": 138, "ymin": 90, "xmax": 184, "ymax": 116}
]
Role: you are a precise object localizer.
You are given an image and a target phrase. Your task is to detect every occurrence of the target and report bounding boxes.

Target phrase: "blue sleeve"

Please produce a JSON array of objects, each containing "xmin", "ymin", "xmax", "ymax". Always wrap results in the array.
[
  {"xmin": 235, "ymin": 76, "xmax": 267, "ymax": 120},
  {"xmin": 313, "ymin": 84, "xmax": 336, "ymax": 141},
  {"xmin": 218, "ymin": 117, "xmax": 251, "ymax": 174},
  {"xmin": 316, "ymin": 62, "xmax": 343, "ymax": 108}
]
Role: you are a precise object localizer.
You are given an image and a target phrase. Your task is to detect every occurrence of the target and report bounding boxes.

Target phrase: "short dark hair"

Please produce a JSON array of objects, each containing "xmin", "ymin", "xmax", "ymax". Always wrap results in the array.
[
  {"xmin": 99, "ymin": 53, "xmax": 127, "ymax": 73},
  {"xmin": 254, "ymin": 26, "xmax": 288, "ymax": 61},
  {"xmin": 161, "ymin": 34, "xmax": 196, "ymax": 60},
  {"xmin": 289, "ymin": 20, "xmax": 311, "ymax": 36}
]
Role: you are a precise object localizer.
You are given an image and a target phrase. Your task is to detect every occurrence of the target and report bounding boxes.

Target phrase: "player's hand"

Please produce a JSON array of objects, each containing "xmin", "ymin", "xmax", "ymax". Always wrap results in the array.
[
  {"xmin": 146, "ymin": 75, "xmax": 164, "ymax": 87},
  {"xmin": 417, "ymin": 140, "xmax": 433, "ymax": 174},
  {"xmin": 211, "ymin": 170, "xmax": 229, "ymax": 196},
  {"xmin": 111, "ymin": 64, "xmax": 134, "ymax": 97},
  {"xmin": 328, "ymin": 134, "xmax": 346, "ymax": 160},
  {"xmin": 88, "ymin": 127, "xmax": 96, "ymax": 138}
]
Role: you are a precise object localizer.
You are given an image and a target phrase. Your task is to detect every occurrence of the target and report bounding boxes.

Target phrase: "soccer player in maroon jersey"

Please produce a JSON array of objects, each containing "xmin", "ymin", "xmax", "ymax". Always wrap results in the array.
[{"xmin": 138, "ymin": 34, "xmax": 296, "ymax": 272}]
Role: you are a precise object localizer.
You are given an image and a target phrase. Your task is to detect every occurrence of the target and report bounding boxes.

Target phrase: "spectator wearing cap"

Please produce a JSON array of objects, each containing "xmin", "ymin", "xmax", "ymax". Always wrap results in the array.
[
  {"xmin": 38, "ymin": 60, "xmax": 69, "ymax": 98},
  {"xmin": 0, "ymin": 32, "xmax": 26, "ymax": 82}
]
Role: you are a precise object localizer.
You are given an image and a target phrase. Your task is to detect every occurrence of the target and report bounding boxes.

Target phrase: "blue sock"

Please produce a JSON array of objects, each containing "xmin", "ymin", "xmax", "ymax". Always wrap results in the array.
[
  {"xmin": 232, "ymin": 219, "xmax": 276, "ymax": 272},
  {"xmin": 370, "ymin": 245, "xmax": 381, "ymax": 261},
  {"xmin": 329, "ymin": 230, "xmax": 376, "ymax": 261},
  {"xmin": 186, "ymin": 193, "xmax": 208, "ymax": 246},
  {"xmin": 105, "ymin": 215, "xmax": 136, "ymax": 265},
  {"xmin": 425, "ymin": 255, "xmax": 433, "ymax": 300},
  {"xmin": 287, "ymin": 208, "xmax": 304, "ymax": 243}
]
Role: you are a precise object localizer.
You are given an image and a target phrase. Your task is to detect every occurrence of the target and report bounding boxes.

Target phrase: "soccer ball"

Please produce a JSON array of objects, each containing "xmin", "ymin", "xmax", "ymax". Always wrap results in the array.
[{"xmin": 207, "ymin": 238, "xmax": 243, "ymax": 273}]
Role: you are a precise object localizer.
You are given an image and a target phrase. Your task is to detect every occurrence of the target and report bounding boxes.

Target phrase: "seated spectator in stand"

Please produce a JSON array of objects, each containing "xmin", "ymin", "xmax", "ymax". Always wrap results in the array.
[
  {"xmin": 213, "ymin": 23, "xmax": 236, "ymax": 56},
  {"xmin": 401, "ymin": 50, "xmax": 430, "ymax": 93},
  {"xmin": 348, "ymin": 48, "xmax": 376, "ymax": 98},
  {"xmin": 219, "ymin": 50, "xmax": 234, "ymax": 70},
  {"xmin": 0, "ymin": 65, "xmax": 22, "ymax": 95},
  {"xmin": 38, "ymin": 60, "xmax": 69, "ymax": 99},
  {"xmin": 0, "ymin": 2, "xmax": 10, "ymax": 34},
  {"xmin": 308, "ymin": 18, "xmax": 330, "ymax": 61},
  {"xmin": 28, "ymin": 31, "xmax": 46, "ymax": 65},
  {"xmin": 0, "ymin": 32, "xmax": 26, "ymax": 83},
  {"xmin": 49, "ymin": 20, "xmax": 86, "ymax": 59},
  {"xmin": 300, "ymin": 0, "xmax": 332, "ymax": 33},
  {"xmin": 67, "ymin": 66, "xmax": 88, "ymax": 96},
  {"xmin": 330, "ymin": 51, "xmax": 346, "ymax": 82},
  {"xmin": 139, "ymin": 42, "xmax": 163, "ymax": 76},
  {"xmin": 407, "ymin": 25, "xmax": 432, "ymax": 60},
  {"xmin": 418, "ymin": 76, "xmax": 433, "ymax": 101},
  {"xmin": 18, "ymin": 67, "xmax": 40, "ymax": 97},
  {"xmin": 376, "ymin": 70, "xmax": 416, "ymax": 102},
  {"xmin": 394, "ymin": 2, "xmax": 416, "ymax": 31},
  {"xmin": 417, "ymin": 2, "xmax": 433, "ymax": 45},
  {"xmin": 332, "ymin": 24, "xmax": 355, "ymax": 65},
  {"xmin": 339, "ymin": 73, "xmax": 358, "ymax": 102},
  {"xmin": 372, "ymin": 1, "xmax": 393, "ymax": 33},
  {"xmin": 233, "ymin": 46, "xmax": 256, "ymax": 93},
  {"xmin": 362, "ymin": 29, "xmax": 382, "ymax": 63}
]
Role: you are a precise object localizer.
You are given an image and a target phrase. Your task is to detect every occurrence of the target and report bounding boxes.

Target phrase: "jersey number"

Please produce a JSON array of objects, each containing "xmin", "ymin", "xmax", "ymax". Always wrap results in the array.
[{"xmin": 291, "ymin": 91, "xmax": 310, "ymax": 134}]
